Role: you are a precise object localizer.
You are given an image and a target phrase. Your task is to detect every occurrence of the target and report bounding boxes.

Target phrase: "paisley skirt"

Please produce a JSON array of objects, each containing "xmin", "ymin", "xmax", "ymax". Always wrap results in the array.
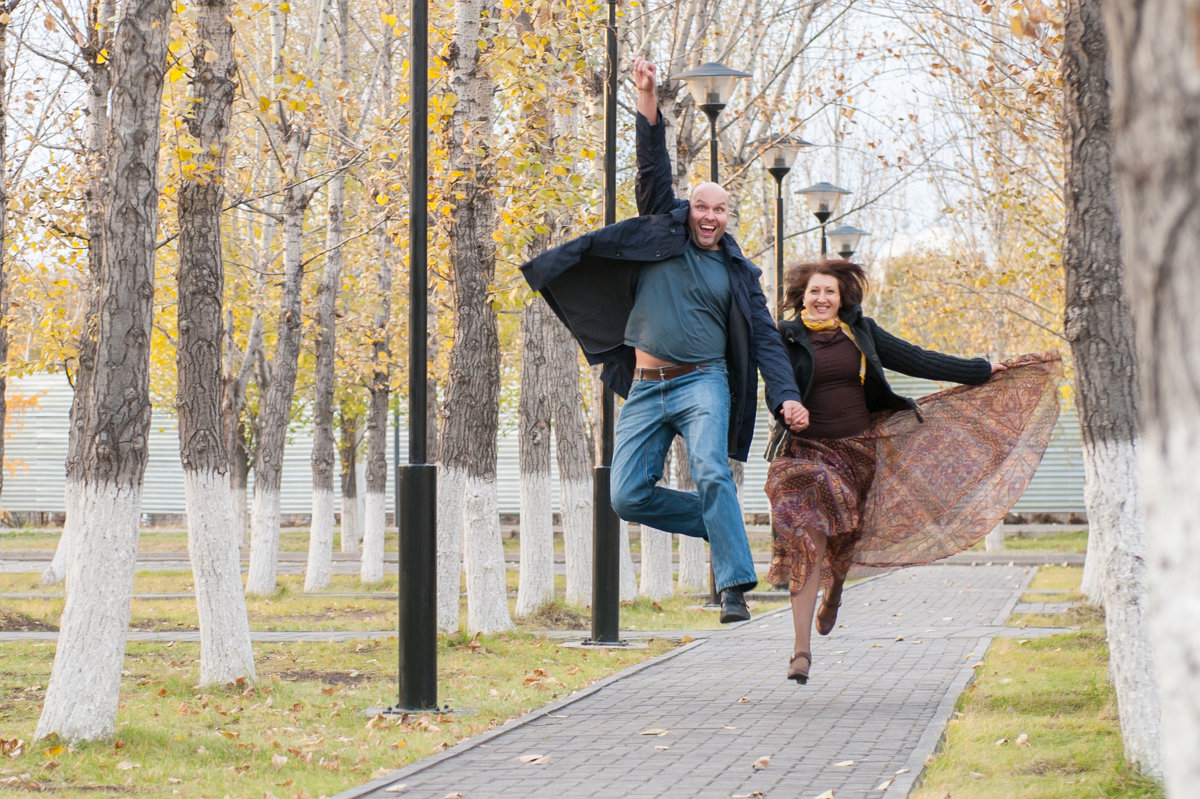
[{"xmin": 765, "ymin": 352, "xmax": 1063, "ymax": 595}]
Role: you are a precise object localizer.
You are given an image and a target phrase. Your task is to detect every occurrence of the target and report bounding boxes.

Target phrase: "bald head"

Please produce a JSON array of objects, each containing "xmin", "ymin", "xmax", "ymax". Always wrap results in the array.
[{"xmin": 687, "ymin": 182, "xmax": 731, "ymax": 250}]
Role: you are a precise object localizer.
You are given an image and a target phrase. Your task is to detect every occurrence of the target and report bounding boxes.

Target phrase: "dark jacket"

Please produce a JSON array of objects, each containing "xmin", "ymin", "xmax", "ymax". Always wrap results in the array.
[
  {"xmin": 778, "ymin": 306, "xmax": 993, "ymax": 415},
  {"xmin": 521, "ymin": 113, "xmax": 801, "ymax": 462}
]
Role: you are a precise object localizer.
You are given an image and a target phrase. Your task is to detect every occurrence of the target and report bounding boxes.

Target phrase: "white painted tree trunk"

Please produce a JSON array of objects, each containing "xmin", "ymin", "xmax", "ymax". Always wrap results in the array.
[
  {"xmin": 304, "ymin": 487, "xmax": 335, "ymax": 591},
  {"xmin": 619, "ymin": 521, "xmax": 637, "ymax": 602},
  {"xmin": 984, "ymin": 523, "xmax": 1005, "ymax": 552},
  {"xmin": 360, "ymin": 491, "xmax": 386, "ymax": 584},
  {"xmin": 184, "ymin": 470, "xmax": 255, "ymax": 685},
  {"xmin": 639, "ymin": 525, "xmax": 674, "ymax": 600},
  {"xmin": 1101, "ymin": 0, "xmax": 1198, "ymax": 787},
  {"xmin": 436, "ymin": 464, "xmax": 465, "ymax": 631},
  {"xmin": 462, "ymin": 473, "xmax": 513, "ymax": 633},
  {"xmin": 41, "ymin": 480, "xmax": 76, "ymax": 586},
  {"xmin": 677, "ymin": 535, "xmax": 708, "ymax": 593},
  {"xmin": 231, "ymin": 482, "xmax": 249, "ymax": 549},
  {"xmin": 36, "ymin": 483, "xmax": 141, "ymax": 740},
  {"xmin": 560, "ymin": 476, "xmax": 592, "ymax": 606},
  {"xmin": 1080, "ymin": 520, "xmax": 1105, "ymax": 603},
  {"xmin": 247, "ymin": 486, "xmax": 282, "ymax": 594},
  {"xmin": 340, "ymin": 463, "xmax": 364, "ymax": 554},
  {"xmin": 516, "ymin": 470, "xmax": 555, "ymax": 616}
]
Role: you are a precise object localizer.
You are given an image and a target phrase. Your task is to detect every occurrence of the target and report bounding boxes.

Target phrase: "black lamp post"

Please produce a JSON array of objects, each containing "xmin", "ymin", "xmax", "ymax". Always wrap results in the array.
[
  {"xmin": 674, "ymin": 62, "xmax": 751, "ymax": 182},
  {"xmin": 674, "ymin": 61, "xmax": 749, "ymax": 606},
  {"xmin": 754, "ymin": 135, "xmax": 810, "ymax": 316},
  {"xmin": 797, "ymin": 181, "xmax": 850, "ymax": 257},
  {"xmin": 827, "ymin": 224, "xmax": 870, "ymax": 260},
  {"xmin": 588, "ymin": 0, "xmax": 622, "ymax": 647},
  {"xmin": 390, "ymin": 0, "xmax": 438, "ymax": 713}
]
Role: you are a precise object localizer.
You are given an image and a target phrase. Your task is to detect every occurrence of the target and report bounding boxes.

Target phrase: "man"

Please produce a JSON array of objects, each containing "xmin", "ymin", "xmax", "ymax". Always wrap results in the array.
[{"xmin": 521, "ymin": 57, "xmax": 808, "ymax": 622}]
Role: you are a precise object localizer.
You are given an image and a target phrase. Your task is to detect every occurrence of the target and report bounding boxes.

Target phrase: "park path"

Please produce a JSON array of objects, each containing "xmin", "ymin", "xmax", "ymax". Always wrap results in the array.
[{"xmin": 333, "ymin": 563, "xmax": 1064, "ymax": 799}]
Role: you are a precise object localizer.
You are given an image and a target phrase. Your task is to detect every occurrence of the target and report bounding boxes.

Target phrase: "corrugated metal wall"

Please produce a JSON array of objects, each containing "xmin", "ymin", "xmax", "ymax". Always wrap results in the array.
[{"xmin": 1, "ymin": 371, "xmax": 1084, "ymax": 518}]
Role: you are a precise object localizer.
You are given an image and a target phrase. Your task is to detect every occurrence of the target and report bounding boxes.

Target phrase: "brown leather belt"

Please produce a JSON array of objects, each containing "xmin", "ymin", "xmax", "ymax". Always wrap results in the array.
[{"xmin": 633, "ymin": 363, "xmax": 698, "ymax": 382}]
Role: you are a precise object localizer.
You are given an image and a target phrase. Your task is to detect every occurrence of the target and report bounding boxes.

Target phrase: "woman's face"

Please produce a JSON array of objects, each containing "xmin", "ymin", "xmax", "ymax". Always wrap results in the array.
[{"xmin": 804, "ymin": 273, "xmax": 841, "ymax": 322}]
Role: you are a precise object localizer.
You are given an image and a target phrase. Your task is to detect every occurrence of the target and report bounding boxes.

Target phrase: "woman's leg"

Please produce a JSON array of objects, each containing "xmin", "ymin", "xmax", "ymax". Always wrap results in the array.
[{"xmin": 789, "ymin": 527, "xmax": 827, "ymax": 681}]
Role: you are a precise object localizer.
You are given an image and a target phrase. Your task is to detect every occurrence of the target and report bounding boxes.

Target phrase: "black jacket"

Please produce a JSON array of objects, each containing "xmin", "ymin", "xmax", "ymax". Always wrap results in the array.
[
  {"xmin": 778, "ymin": 306, "xmax": 993, "ymax": 415},
  {"xmin": 521, "ymin": 113, "xmax": 801, "ymax": 461}
]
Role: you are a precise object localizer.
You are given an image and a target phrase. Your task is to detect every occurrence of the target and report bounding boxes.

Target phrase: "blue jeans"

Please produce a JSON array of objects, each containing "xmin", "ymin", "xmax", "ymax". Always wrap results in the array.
[{"xmin": 610, "ymin": 364, "xmax": 758, "ymax": 593}]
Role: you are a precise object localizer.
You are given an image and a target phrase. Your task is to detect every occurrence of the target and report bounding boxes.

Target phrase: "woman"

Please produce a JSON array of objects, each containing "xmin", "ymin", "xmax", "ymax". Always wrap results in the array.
[{"xmin": 766, "ymin": 259, "xmax": 1060, "ymax": 685}]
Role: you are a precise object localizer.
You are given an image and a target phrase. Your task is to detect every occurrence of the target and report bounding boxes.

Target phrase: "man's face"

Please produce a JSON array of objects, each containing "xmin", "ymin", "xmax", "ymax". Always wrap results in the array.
[{"xmin": 687, "ymin": 183, "xmax": 730, "ymax": 250}]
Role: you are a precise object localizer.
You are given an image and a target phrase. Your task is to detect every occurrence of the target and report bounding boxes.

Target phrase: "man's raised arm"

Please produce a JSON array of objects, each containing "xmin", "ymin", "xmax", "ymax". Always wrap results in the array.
[{"xmin": 632, "ymin": 56, "xmax": 657, "ymax": 124}]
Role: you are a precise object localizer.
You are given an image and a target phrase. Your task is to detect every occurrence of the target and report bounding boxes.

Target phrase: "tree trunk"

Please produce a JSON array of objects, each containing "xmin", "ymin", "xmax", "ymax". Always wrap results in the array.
[
  {"xmin": 638, "ymin": 448, "xmax": 674, "ymax": 600},
  {"xmin": 304, "ymin": 0, "xmax": 350, "ymax": 592},
  {"xmin": 247, "ymin": 161, "xmax": 307, "ymax": 595},
  {"xmin": 983, "ymin": 523, "xmax": 1005, "ymax": 552},
  {"xmin": 175, "ymin": 0, "xmax": 255, "ymax": 687},
  {"xmin": 0, "ymin": 7, "xmax": 10, "ymax": 507},
  {"xmin": 674, "ymin": 438, "xmax": 708, "ymax": 592},
  {"xmin": 516, "ymin": 297, "xmax": 555, "ymax": 616},
  {"xmin": 361, "ymin": 229, "xmax": 393, "ymax": 584},
  {"xmin": 339, "ymin": 409, "xmax": 362, "ymax": 554},
  {"xmin": 35, "ymin": 0, "xmax": 170, "ymax": 740},
  {"xmin": 436, "ymin": 0, "xmax": 511, "ymax": 634},
  {"xmin": 1101, "ymin": 0, "xmax": 1199, "ymax": 789},
  {"xmin": 45, "ymin": 0, "xmax": 115, "ymax": 588}
]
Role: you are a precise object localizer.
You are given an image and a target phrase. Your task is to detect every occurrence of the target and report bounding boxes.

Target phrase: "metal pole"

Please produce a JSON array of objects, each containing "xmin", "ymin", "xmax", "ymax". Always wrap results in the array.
[
  {"xmin": 708, "ymin": 114, "xmax": 719, "ymax": 182},
  {"xmin": 392, "ymin": 0, "xmax": 438, "ymax": 712},
  {"xmin": 773, "ymin": 176, "xmax": 784, "ymax": 316},
  {"xmin": 590, "ymin": 0, "xmax": 621, "ymax": 645}
]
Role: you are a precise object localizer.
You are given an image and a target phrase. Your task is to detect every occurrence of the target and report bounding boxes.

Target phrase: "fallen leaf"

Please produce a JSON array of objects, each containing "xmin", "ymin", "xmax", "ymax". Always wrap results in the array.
[
  {"xmin": 875, "ymin": 777, "xmax": 894, "ymax": 790},
  {"xmin": 43, "ymin": 744, "xmax": 63, "ymax": 759},
  {"xmin": 518, "ymin": 754, "xmax": 550, "ymax": 765},
  {"xmin": 894, "ymin": 636, "xmax": 904, "ymax": 642},
  {"xmin": 442, "ymin": 793, "xmax": 464, "ymax": 798},
  {"xmin": 681, "ymin": 635, "xmax": 695, "ymax": 643},
  {"xmin": 1016, "ymin": 733, "xmax": 1029, "ymax": 746},
  {"xmin": 995, "ymin": 738, "xmax": 1009, "ymax": 746},
  {"xmin": 271, "ymin": 754, "xmax": 288, "ymax": 768},
  {"xmin": 383, "ymin": 784, "xmax": 407, "ymax": 793},
  {"xmin": 834, "ymin": 759, "xmax": 854, "ymax": 767},
  {"xmin": 654, "ymin": 745, "xmax": 669, "ymax": 750},
  {"xmin": 970, "ymin": 771, "xmax": 984, "ymax": 779},
  {"xmin": 218, "ymin": 730, "xmax": 239, "ymax": 739},
  {"xmin": 639, "ymin": 729, "xmax": 668, "ymax": 736},
  {"xmin": 116, "ymin": 761, "xmax": 140, "ymax": 771},
  {"xmin": 737, "ymin": 696, "xmax": 753, "ymax": 703},
  {"xmin": 751, "ymin": 755, "xmax": 770, "ymax": 771},
  {"xmin": 167, "ymin": 777, "xmax": 182, "ymax": 784},
  {"xmin": 814, "ymin": 790, "xmax": 835, "ymax": 799}
]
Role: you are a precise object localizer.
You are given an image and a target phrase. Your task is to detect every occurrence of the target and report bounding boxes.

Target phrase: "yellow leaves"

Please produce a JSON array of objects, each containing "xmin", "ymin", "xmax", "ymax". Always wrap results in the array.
[
  {"xmin": 167, "ymin": 64, "xmax": 187, "ymax": 84},
  {"xmin": 279, "ymin": 2, "xmax": 291, "ymax": 12},
  {"xmin": 43, "ymin": 743, "xmax": 63, "ymax": 759}
]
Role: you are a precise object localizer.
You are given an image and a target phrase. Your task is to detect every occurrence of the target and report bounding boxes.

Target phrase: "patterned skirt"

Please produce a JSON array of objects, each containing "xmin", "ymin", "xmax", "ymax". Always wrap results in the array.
[{"xmin": 765, "ymin": 352, "xmax": 1063, "ymax": 595}]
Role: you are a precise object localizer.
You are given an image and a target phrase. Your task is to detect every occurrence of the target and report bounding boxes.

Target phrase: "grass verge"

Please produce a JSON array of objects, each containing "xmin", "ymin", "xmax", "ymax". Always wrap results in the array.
[{"xmin": 910, "ymin": 566, "xmax": 1163, "ymax": 799}]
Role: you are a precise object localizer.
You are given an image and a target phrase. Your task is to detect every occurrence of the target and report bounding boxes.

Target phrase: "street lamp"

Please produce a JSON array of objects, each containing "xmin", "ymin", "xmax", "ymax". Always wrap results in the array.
[
  {"xmin": 827, "ymin": 224, "xmax": 870, "ymax": 260},
  {"xmin": 754, "ymin": 134, "xmax": 810, "ymax": 315},
  {"xmin": 797, "ymin": 181, "xmax": 850, "ymax": 256},
  {"xmin": 674, "ymin": 62, "xmax": 751, "ymax": 182}
]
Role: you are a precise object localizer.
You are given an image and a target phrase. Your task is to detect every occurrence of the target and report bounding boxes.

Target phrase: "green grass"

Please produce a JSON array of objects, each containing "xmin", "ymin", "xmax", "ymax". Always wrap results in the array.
[{"xmin": 912, "ymin": 566, "xmax": 1163, "ymax": 799}]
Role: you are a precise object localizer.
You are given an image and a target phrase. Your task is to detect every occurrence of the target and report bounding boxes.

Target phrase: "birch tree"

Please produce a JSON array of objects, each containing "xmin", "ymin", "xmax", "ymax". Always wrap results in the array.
[
  {"xmin": 339, "ymin": 409, "xmax": 363, "ymax": 552},
  {"xmin": 305, "ymin": 0, "xmax": 353, "ymax": 592},
  {"xmin": 35, "ymin": 0, "xmax": 171, "ymax": 740},
  {"xmin": 516, "ymin": 295, "xmax": 556, "ymax": 616},
  {"xmin": 245, "ymin": 3, "xmax": 316, "ymax": 595},
  {"xmin": 435, "ymin": 0, "xmax": 511, "ymax": 634},
  {"xmin": 173, "ymin": 0, "xmax": 257, "ymax": 686},
  {"xmin": 0, "ymin": 0, "xmax": 14, "ymax": 499},
  {"xmin": 41, "ymin": 0, "xmax": 114, "ymax": 587},
  {"xmin": 360, "ymin": 227, "xmax": 392, "ymax": 584},
  {"xmin": 1101, "ymin": 1, "xmax": 1200, "ymax": 792},
  {"xmin": 1061, "ymin": 0, "xmax": 1159, "ymax": 774}
]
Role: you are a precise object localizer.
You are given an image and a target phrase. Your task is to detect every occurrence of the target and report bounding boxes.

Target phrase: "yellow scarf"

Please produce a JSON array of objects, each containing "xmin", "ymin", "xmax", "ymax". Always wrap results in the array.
[{"xmin": 800, "ymin": 309, "xmax": 866, "ymax": 384}]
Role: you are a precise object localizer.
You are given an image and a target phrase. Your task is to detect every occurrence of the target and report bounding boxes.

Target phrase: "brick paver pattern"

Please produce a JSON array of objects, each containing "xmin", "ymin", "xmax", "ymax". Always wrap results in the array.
[{"xmin": 337, "ymin": 563, "xmax": 1045, "ymax": 799}]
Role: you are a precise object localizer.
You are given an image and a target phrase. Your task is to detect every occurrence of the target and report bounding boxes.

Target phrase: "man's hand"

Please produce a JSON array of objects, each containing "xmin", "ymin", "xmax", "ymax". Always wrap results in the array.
[
  {"xmin": 780, "ymin": 400, "xmax": 809, "ymax": 433},
  {"xmin": 631, "ymin": 56, "xmax": 658, "ymax": 125}
]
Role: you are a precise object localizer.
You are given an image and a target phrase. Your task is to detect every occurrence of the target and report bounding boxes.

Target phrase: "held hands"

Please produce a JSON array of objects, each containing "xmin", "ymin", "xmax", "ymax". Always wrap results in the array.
[{"xmin": 780, "ymin": 400, "xmax": 809, "ymax": 433}]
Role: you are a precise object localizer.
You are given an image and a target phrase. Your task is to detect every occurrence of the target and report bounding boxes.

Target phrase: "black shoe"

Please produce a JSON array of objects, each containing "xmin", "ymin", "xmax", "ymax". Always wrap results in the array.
[{"xmin": 719, "ymin": 588, "xmax": 750, "ymax": 623}]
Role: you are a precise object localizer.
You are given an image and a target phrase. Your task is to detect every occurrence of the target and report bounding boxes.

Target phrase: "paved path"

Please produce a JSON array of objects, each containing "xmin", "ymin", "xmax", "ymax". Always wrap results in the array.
[{"xmin": 334, "ymin": 563, "xmax": 1067, "ymax": 799}]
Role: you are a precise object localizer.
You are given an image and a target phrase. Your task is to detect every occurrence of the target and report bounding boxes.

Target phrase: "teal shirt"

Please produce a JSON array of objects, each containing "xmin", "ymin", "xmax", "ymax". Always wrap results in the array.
[{"xmin": 624, "ymin": 244, "xmax": 731, "ymax": 364}]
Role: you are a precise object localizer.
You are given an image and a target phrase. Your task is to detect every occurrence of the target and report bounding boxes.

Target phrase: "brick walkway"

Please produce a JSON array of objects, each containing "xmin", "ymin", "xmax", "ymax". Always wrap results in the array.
[{"xmin": 334, "ymin": 563, "xmax": 1064, "ymax": 799}]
